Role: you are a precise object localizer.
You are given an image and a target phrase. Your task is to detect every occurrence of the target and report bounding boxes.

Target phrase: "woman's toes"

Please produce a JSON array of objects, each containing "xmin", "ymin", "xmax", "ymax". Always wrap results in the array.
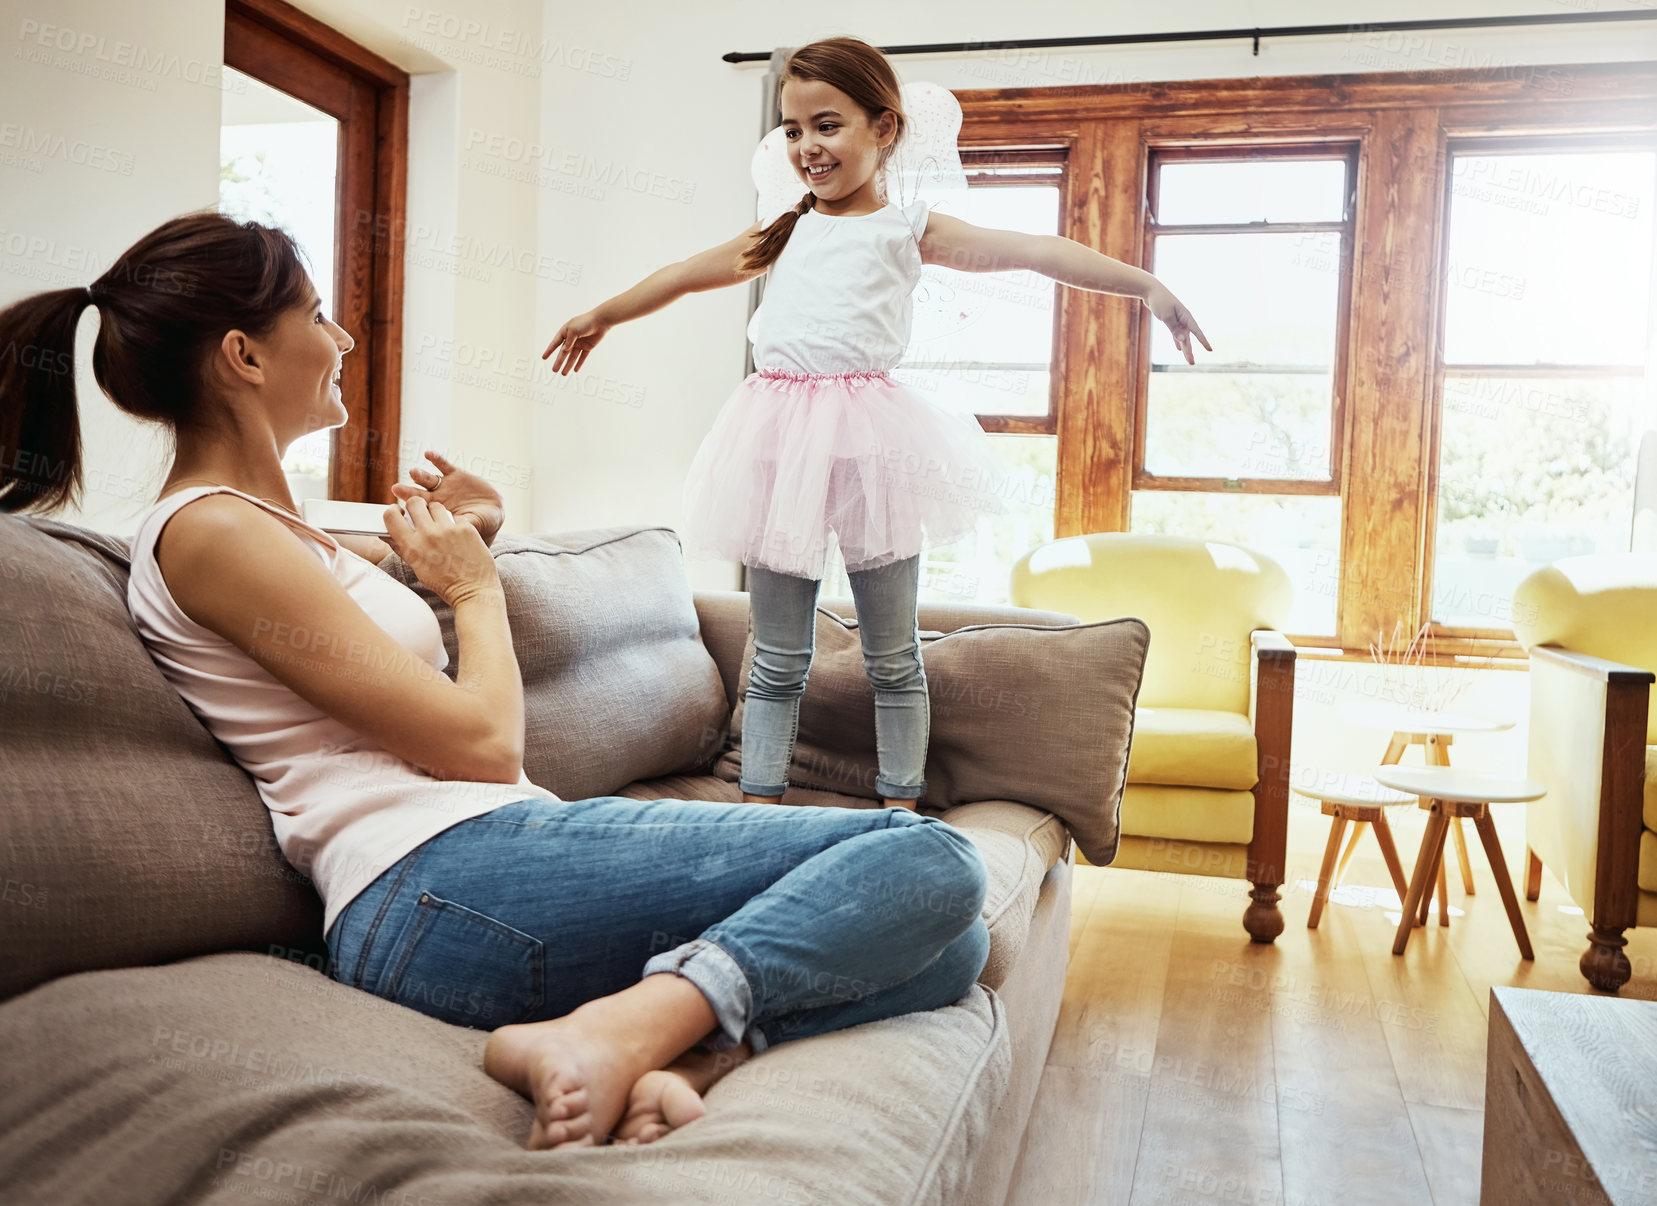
[{"xmin": 543, "ymin": 1087, "xmax": 587, "ymax": 1122}]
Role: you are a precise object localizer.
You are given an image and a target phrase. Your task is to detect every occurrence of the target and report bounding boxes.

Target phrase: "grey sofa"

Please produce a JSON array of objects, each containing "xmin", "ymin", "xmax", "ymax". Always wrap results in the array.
[{"xmin": 0, "ymin": 516, "xmax": 1146, "ymax": 1206}]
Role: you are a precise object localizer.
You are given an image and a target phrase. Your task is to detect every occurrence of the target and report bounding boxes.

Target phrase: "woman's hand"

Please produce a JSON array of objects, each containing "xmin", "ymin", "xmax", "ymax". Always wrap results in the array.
[
  {"xmin": 381, "ymin": 495, "xmax": 502, "ymax": 608},
  {"xmin": 542, "ymin": 310, "xmax": 610, "ymax": 375},
  {"xmin": 1145, "ymin": 282, "xmax": 1212, "ymax": 365},
  {"xmin": 390, "ymin": 450, "xmax": 505, "ymax": 547}
]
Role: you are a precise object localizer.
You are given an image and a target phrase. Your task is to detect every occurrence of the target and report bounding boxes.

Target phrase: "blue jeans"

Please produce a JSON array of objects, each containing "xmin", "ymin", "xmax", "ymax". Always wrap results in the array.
[
  {"xmin": 741, "ymin": 554, "xmax": 929, "ymax": 800},
  {"xmin": 323, "ymin": 796, "xmax": 989, "ymax": 1055}
]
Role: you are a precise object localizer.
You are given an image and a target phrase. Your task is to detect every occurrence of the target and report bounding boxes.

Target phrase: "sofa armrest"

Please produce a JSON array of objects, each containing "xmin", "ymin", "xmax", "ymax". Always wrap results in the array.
[
  {"xmin": 1245, "ymin": 630, "xmax": 1297, "ymax": 917},
  {"xmin": 1525, "ymin": 644, "xmax": 1651, "ymax": 930}
]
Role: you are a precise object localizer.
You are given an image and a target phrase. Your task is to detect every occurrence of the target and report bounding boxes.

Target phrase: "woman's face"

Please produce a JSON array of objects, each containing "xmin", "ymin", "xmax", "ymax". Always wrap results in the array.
[
  {"xmin": 779, "ymin": 78, "xmax": 896, "ymax": 206},
  {"xmin": 258, "ymin": 281, "xmax": 355, "ymax": 444}
]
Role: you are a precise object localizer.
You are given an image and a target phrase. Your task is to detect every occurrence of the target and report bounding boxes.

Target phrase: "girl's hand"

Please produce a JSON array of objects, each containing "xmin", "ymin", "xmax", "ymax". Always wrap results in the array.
[
  {"xmin": 389, "ymin": 450, "xmax": 505, "ymax": 548},
  {"xmin": 1145, "ymin": 282, "xmax": 1212, "ymax": 365},
  {"xmin": 542, "ymin": 310, "xmax": 610, "ymax": 375}
]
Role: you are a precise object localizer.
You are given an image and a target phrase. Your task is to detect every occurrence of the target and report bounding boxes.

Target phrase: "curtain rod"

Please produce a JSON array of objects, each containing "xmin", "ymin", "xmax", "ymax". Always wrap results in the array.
[{"xmin": 722, "ymin": 10, "xmax": 1657, "ymax": 63}]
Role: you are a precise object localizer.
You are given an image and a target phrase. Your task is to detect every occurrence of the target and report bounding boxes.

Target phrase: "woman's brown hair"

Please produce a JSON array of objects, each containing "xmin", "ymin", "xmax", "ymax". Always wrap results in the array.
[
  {"xmin": 738, "ymin": 36, "xmax": 909, "ymax": 274},
  {"xmin": 0, "ymin": 211, "xmax": 313, "ymax": 515}
]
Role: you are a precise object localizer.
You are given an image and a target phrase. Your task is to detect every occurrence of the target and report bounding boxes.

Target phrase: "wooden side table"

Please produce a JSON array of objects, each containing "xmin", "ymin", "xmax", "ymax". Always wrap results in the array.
[
  {"xmin": 1343, "ymin": 702, "xmax": 1517, "ymax": 900},
  {"xmin": 1374, "ymin": 766, "xmax": 1542, "ymax": 960},
  {"xmin": 1293, "ymin": 773, "xmax": 1415, "ymax": 929}
]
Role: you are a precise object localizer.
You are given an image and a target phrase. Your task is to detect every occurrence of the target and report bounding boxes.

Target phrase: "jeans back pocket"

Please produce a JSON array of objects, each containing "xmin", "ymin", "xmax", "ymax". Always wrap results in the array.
[{"xmin": 377, "ymin": 892, "xmax": 546, "ymax": 1029}]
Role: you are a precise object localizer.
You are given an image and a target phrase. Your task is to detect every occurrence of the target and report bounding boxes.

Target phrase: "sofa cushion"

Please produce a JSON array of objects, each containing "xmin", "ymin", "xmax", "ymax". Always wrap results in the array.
[
  {"xmin": 613, "ymin": 773, "xmax": 1068, "ymax": 991},
  {"xmin": 711, "ymin": 607, "xmax": 1147, "ymax": 867},
  {"xmin": 376, "ymin": 526, "xmax": 731, "ymax": 801},
  {"xmin": 1120, "ymin": 783, "xmax": 1257, "ymax": 846},
  {"xmin": 0, "ymin": 952, "xmax": 1009, "ymax": 1206},
  {"xmin": 0, "ymin": 516, "xmax": 323, "ymax": 1004},
  {"xmin": 1126, "ymin": 707, "xmax": 1258, "ymax": 790}
]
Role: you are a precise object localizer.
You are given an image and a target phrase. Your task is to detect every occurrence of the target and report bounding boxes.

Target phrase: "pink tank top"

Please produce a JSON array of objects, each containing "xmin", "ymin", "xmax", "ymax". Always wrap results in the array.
[{"xmin": 125, "ymin": 485, "xmax": 560, "ymax": 936}]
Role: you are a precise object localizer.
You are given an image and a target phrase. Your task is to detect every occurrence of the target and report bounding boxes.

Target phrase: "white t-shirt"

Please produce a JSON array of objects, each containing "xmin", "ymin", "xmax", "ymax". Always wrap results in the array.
[
  {"xmin": 126, "ymin": 485, "xmax": 560, "ymax": 936},
  {"xmin": 747, "ymin": 199, "xmax": 931, "ymax": 375}
]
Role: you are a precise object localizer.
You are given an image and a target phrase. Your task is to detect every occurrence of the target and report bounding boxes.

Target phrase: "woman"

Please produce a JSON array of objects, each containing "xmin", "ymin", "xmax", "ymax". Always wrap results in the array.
[{"xmin": 0, "ymin": 212, "xmax": 990, "ymax": 1150}]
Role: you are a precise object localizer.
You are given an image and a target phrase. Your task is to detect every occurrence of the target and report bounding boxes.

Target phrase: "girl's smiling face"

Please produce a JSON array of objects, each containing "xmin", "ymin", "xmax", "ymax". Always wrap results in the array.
[{"xmin": 779, "ymin": 77, "xmax": 897, "ymax": 213}]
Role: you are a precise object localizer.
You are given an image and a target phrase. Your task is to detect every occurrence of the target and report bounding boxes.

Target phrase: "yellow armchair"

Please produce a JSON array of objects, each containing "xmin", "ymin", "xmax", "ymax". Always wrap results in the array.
[
  {"xmin": 1010, "ymin": 533, "xmax": 1297, "ymax": 942},
  {"xmin": 1513, "ymin": 553, "xmax": 1657, "ymax": 992}
]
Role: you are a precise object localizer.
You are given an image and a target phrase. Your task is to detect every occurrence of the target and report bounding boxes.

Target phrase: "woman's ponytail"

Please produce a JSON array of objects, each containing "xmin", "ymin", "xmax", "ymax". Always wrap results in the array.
[
  {"xmin": 0, "ymin": 287, "xmax": 95, "ymax": 513},
  {"xmin": 0, "ymin": 211, "xmax": 312, "ymax": 517}
]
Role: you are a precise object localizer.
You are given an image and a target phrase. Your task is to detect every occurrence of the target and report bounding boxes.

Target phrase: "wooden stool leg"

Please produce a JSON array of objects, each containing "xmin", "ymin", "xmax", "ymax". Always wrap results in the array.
[
  {"xmin": 1437, "ymin": 851, "xmax": 1450, "ymax": 927},
  {"xmin": 1450, "ymin": 820, "xmax": 1477, "ymax": 895},
  {"xmin": 1525, "ymin": 846, "xmax": 1543, "ymax": 903},
  {"xmin": 1474, "ymin": 812, "xmax": 1534, "ymax": 960},
  {"xmin": 1395, "ymin": 811, "xmax": 1449, "ymax": 955},
  {"xmin": 1372, "ymin": 814, "xmax": 1410, "ymax": 901},
  {"xmin": 1418, "ymin": 819, "xmax": 1449, "ymax": 927},
  {"xmin": 1427, "ymin": 735, "xmax": 1475, "ymax": 896},
  {"xmin": 1382, "ymin": 733, "xmax": 1408, "ymax": 764},
  {"xmin": 1309, "ymin": 815, "xmax": 1350, "ymax": 930},
  {"xmin": 1333, "ymin": 820, "xmax": 1368, "ymax": 889}
]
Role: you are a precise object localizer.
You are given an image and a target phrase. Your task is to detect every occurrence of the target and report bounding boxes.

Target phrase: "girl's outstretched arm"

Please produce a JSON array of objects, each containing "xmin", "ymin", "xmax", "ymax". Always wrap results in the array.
[
  {"xmin": 542, "ymin": 220, "xmax": 767, "ymax": 374},
  {"xmin": 920, "ymin": 213, "xmax": 1212, "ymax": 365}
]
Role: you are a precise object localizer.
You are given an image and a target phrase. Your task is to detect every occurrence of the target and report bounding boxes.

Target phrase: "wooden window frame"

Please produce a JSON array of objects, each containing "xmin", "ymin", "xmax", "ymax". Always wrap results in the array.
[
  {"xmin": 955, "ymin": 61, "xmax": 1657, "ymax": 659},
  {"xmin": 1134, "ymin": 142, "xmax": 1357, "ymax": 499},
  {"xmin": 946, "ymin": 146, "xmax": 1070, "ymax": 437},
  {"xmin": 224, "ymin": 0, "xmax": 408, "ymax": 504},
  {"xmin": 1425, "ymin": 128, "xmax": 1657, "ymax": 650}
]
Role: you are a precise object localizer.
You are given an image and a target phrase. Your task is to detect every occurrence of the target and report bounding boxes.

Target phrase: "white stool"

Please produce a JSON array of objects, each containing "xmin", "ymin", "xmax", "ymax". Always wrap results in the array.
[
  {"xmin": 1342, "ymin": 701, "xmax": 1516, "ymax": 897},
  {"xmin": 1373, "ymin": 766, "xmax": 1544, "ymax": 960},
  {"xmin": 1292, "ymin": 772, "xmax": 1416, "ymax": 929}
]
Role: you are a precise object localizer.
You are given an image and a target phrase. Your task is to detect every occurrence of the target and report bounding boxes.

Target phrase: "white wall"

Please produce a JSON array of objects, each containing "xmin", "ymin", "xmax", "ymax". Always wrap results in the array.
[{"xmin": 0, "ymin": 0, "xmax": 224, "ymax": 531}]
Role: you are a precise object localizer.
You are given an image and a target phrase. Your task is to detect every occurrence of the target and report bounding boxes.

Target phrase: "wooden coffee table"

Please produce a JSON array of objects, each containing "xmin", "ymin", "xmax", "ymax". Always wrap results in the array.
[{"xmin": 1482, "ymin": 986, "xmax": 1657, "ymax": 1205}]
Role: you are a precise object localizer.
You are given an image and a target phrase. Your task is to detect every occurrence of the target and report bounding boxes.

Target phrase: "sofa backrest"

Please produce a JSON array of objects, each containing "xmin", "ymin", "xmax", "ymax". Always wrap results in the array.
[
  {"xmin": 0, "ymin": 514, "xmax": 323, "ymax": 1003},
  {"xmin": 372, "ymin": 526, "xmax": 731, "ymax": 800},
  {"xmin": 1514, "ymin": 552, "xmax": 1657, "ymax": 744},
  {"xmin": 1010, "ymin": 532, "xmax": 1292, "ymax": 713},
  {"xmin": 0, "ymin": 516, "xmax": 731, "ymax": 1002}
]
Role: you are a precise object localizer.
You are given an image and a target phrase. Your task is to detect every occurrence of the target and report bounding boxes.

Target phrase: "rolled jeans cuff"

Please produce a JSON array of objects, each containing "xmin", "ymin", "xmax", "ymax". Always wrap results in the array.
[{"xmin": 641, "ymin": 937, "xmax": 767, "ymax": 1055}]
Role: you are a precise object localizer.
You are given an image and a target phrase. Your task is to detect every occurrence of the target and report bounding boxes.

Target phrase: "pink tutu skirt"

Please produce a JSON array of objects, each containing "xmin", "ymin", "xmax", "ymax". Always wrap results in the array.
[{"xmin": 681, "ymin": 368, "xmax": 1013, "ymax": 579}]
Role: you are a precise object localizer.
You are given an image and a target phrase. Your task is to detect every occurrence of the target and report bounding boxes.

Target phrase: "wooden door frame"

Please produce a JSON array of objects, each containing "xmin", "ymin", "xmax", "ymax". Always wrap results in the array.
[{"xmin": 224, "ymin": 0, "xmax": 408, "ymax": 504}]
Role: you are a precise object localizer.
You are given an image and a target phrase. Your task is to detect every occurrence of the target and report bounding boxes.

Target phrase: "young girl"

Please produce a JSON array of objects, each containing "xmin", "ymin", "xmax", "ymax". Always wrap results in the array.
[{"xmin": 544, "ymin": 37, "xmax": 1210, "ymax": 813}]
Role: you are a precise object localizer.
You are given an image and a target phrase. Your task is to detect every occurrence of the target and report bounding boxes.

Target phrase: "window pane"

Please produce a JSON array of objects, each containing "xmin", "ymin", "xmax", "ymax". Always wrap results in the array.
[
  {"xmin": 818, "ymin": 434, "xmax": 1057, "ymax": 608},
  {"xmin": 1145, "ymin": 372, "xmax": 1332, "ymax": 479},
  {"xmin": 1431, "ymin": 375, "xmax": 1642, "ymax": 627},
  {"xmin": 1156, "ymin": 159, "xmax": 1347, "ymax": 225},
  {"xmin": 220, "ymin": 65, "xmax": 339, "ymax": 506},
  {"xmin": 1150, "ymin": 233, "xmax": 1341, "ymax": 366},
  {"xmin": 1131, "ymin": 492, "xmax": 1341, "ymax": 636},
  {"xmin": 1442, "ymin": 150, "xmax": 1654, "ymax": 366},
  {"xmin": 908, "ymin": 186, "xmax": 1058, "ymax": 380}
]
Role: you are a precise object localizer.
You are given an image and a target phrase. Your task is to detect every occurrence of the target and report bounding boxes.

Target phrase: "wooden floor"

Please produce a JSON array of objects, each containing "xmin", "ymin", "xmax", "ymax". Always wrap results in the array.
[{"xmin": 1006, "ymin": 803, "xmax": 1657, "ymax": 1206}]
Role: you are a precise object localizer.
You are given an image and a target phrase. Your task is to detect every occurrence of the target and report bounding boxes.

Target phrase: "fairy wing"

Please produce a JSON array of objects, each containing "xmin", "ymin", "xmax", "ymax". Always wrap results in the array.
[
  {"xmin": 882, "ymin": 81, "xmax": 970, "ymax": 214},
  {"xmin": 749, "ymin": 80, "xmax": 970, "ymax": 227}
]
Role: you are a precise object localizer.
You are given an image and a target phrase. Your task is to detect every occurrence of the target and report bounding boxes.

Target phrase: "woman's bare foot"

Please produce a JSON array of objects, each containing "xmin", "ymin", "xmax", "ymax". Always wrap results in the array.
[
  {"xmin": 482, "ymin": 974, "xmax": 720, "ymax": 1150},
  {"xmin": 881, "ymin": 798, "xmax": 918, "ymax": 811},
  {"xmin": 613, "ymin": 1040, "xmax": 753, "ymax": 1145}
]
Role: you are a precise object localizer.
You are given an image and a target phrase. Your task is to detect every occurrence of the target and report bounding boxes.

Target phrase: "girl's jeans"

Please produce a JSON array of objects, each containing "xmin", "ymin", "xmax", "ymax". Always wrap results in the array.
[
  {"xmin": 324, "ymin": 796, "xmax": 990, "ymax": 1055},
  {"xmin": 741, "ymin": 554, "xmax": 928, "ymax": 800}
]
